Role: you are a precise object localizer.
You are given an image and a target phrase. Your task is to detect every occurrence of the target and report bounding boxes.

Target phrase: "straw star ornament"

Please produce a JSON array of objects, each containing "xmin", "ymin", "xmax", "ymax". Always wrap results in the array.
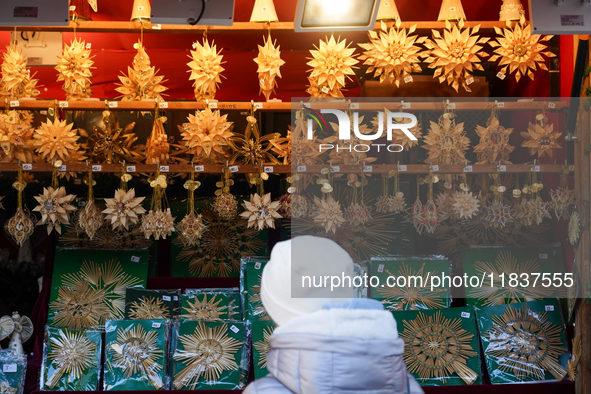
[
  {"xmin": 188, "ymin": 39, "xmax": 225, "ymax": 101},
  {"xmin": 240, "ymin": 193, "xmax": 282, "ymax": 230},
  {"xmin": 1, "ymin": 42, "xmax": 40, "ymax": 99},
  {"xmin": 55, "ymin": 38, "xmax": 94, "ymax": 100},
  {"xmin": 33, "ymin": 186, "xmax": 77, "ymax": 234},
  {"xmin": 33, "ymin": 119, "xmax": 84, "ymax": 164},
  {"xmin": 474, "ymin": 114, "xmax": 514, "ymax": 164},
  {"xmin": 81, "ymin": 111, "xmax": 140, "ymax": 164},
  {"xmin": 116, "ymin": 41, "xmax": 168, "ymax": 102},
  {"xmin": 183, "ymin": 295, "xmax": 225, "ymax": 321},
  {"xmin": 313, "ymin": 196, "xmax": 346, "ymax": 234},
  {"xmin": 254, "ymin": 36, "xmax": 285, "ymax": 101},
  {"xmin": 521, "ymin": 114, "xmax": 562, "ymax": 158},
  {"xmin": 179, "ymin": 108, "xmax": 233, "ymax": 163},
  {"xmin": 128, "ymin": 297, "xmax": 171, "ymax": 320},
  {"xmin": 45, "ymin": 330, "xmax": 97, "ymax": 389},
  {"xmin": 307, "ymin": 35, "xmax": 358, "ymax": 97},
  {"xmin": 423, "ymin": 112, "xmax": 470, "ymax": 165},
  {"xmin": 103, "ymin": 188, "xmax": 146, "ymax": 230}
]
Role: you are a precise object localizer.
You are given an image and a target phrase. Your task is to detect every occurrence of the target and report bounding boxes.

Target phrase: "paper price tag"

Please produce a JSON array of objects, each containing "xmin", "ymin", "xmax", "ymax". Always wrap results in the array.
[
  {"xmin": 297, "ymin": 165, "xmax": 307, "ymax": 172},
  {"xmin": 152, "ymin": 322, "xmax": 161, "ymax": 328},
  {"xmin": 131, "ymin": 256, "xmax": 140, "ymax": 262},
  {"xmin": 229, "ymin": 165, "xmax": 239, "ymax": 173},
  {"xmin": 230, "ymin": 325, "xmax": 240, "ymax": 334},
  {"xmin": 195, "ymin": 165, "xmax": 205, "ymax": 172},
  {"xmin": 159, "ymin": 102, "xmax": 168, "ymax": 109},
  {"xmin": 261, "ymin": 6, "xmax": 268, "ymax": 11},
  {"xmin": 384, "ymin": 1, "xmax": 391, "ymax": 6},
  {"xmin": 401, "ymin": 102, "xmax": 411, "ymax": 109},
  {"xmin": 377, "ymin": 264, "xmax": 384, "ymax": 273},
  {"xmin": 22, "ymin": 163, "xmax": 32, "ymax": 171},
  {"xmin": 162, "ymin": 296, "xmax": 172, "ymax": 301},
  {"xmin": 264, "ymin": 166, "xmax": 274, "ymax": 173},
  {"xmin": 253, "ymin": 102, "xmax": 263, "ymax": 109},
  {"xmin": 545, "ymin": 305, "xmax": 554, "ymax": 312},
  {"xmin": 174, "ymin": 296, "xmax": 178, "ymax": 301},
  {"xmin": 539, "ymin": 253, "xmax": 548, "ymax": 259},
  {"xmin": 126, "ymin": 165, "xmax": 136, "ymax": 173},
  {"xmin": 92, "ymin": 165, "xmax": 102, "ymax": 172},
  {"xmin": 446, "ymin": 103, "xmax": 455, "ymax": 110},
  {"xmin": 498, "ymin": 165, "xmax": 507, "ymax": 172},
  {"xmin": 160, "ymin": 165, "xmax": 169, "ymax": 173},
  {"xmin": 3, "ymin": 364, "xmax": 17, "ymax": 373},
  {"xmin": 496, "ymin": 71, "xmax": 507, "ymax": 80},
  {"xmin": 350, "ymin": 103, "xmax": 359, "ymax": 109},
  {"xmin": 398, "ymin": 165, "xmax": 407, "ymax": 172},
  {"xmin": 431, "ymin": 165, "xmax": 440, "ymax": 172},
  {"xmin": 69, "ymin": 5, "xmax": 76, "ymax": 11},
  {"xmin": 569, "ymin": 165, "xmax": 575, "ymax": 172},
  {"xmin": 152, "ymin": 24, "xmax": 162, "ymax": 30},
  {"xmin": 255, "ymin": 262, "xmax": 262, "ymax": 270},
  {"xmin": 208, "ymin": 101, "xmax": 218, "ymax": 109},
  {"xmin": 86, "ymin": 43, "xmax": 92, "ymax": 49},
  {"xmin": 108, "ymin": 101, "xmax": 118, "ymax": 108},
  {"xmin": 10, "ymin": 100, "xmax": 19, "ymax": 107},
  {"xmin": 497, "ymin": 102, "xmax": 505, "ymax": 108},
  {"xmin": 461, "ymin": 312, "xmax": 471, "ymax": 318},
  {"xmin": 363, "ymin": 166, "xmax": 373, "ymax": 173},
  {"xmin": 188, "ymin": 295, "xmax": 195, "ymax": 299},
  {"xmin": 302, "ymin": 103, "xmax": 311, "ymax": 108},
  {"xmin": 465, "ymin": 76, "xmax": 474, "ymax": 85},
  {"xmin": 404, "ymin": 76, "xmax": 413, "ymax": 83},
  {"xmin": 59, "ymin": 101, "xmax": 69, "ymax": 108},
  {"xmin": 531, "ymin": 165, "xmax": 541, "ymax": 172},
  {"xmin": 78, "ymin": 201, "xmax": 86, "ymax": 207},
  {"xmin": 330, "ymin": 166, "xmax": 340, "ymax": 173},
  {"xmin": 464, "ymin": 165, "xmax": 473, "ymax": 173},
  {"xmin": 58, "ymin": 165, "xmax": 67, "ymax": 172},
  {"xmin": 548, "ymin": 102, "xmax": 556, "ymax": 109}
]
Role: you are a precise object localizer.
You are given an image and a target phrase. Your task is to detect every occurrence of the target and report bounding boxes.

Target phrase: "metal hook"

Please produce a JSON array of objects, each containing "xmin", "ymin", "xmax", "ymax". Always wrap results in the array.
[
  {"xmin": 86, "ymin": 160, "xmax": 90, "ymax": 169},
  {"xmin": 17, "ymin": 159, "xmax": 21, "ymax": 169}
]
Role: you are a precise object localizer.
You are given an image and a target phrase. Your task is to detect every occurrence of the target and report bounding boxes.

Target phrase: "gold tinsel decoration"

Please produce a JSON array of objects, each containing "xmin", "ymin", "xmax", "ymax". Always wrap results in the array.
[
  {"xmin": 33, "ymin": 119, "xmax": 85, "ymax": 164},
  {"xmin": 424, "ymin": 20, "xmax": 489, "ymax": 92},
  {"xmin": 521, "ymin": 113, "xmax": 562, "ymax": 158},
  {"xmin": 312, "ymin": 196, "xmax": 346, "ymax": 234},
  {"xmin": 489, "ymin": 16, "xmax": 555, "ymax": 82},
  {"xmin": 55, "ymin": 38, "xmax": 94, "ymax": 100},
  {"xmin": 423, "ymin": 110, "xmax": 469, "ymax": 166},
  {"xmin": 81, "ymin": 111, "xmax": 140, "ymax": 164},
  {"xmin": 359, "ymin": 20, "xmax": 426, "ymax": 86},
  {"xmin": 0, "ymin": 110, "xmax": 35, "ymax": 163},
  {"xmin": 145, "ymin": 115, "xmax": 170, "ymax": 164},
  {"xmin": 484, "ymin": 303, "xmax": 568, "ymax": 382},
  {"xmin": 173, "ymin": 322, "xmax": 243, "ymax": 389},
  {"xmin": 474, "ymin": 111, "xmax": 514, "ymax": 164},
  {"xmin": 188, "ymin": 39, "xmax": 225, "ymax": 101},
  {"xmin": 116, "ymin": 40, "xmax": 167, "ymax": 102},
  {"xmin": 128, "ymin": 296, "xmax": 171, "ymax": 320},
  {"xmin": 103, "ymin": 188, "xmax": 146, "ymax": 230},
  {"xmin": 33, "ymin": 186, "xmax": 77, "ymax": 235},
  {"xmin": 399, "ymin": 310, "xmax": 478, "ymax": 384},
  {"xmin": 45, "ymin": 330, "xmax": 97, "ymax": 389},
  {"xmin": 240, "ymin": 193, "xmax": 282, "ymax": 230},
  {"xmin": 1, "ymin": 42, "xmax": 40, "ymax": 99},
  {"xmin": 307, "ymin": 35, "xmax": 358, "ymax": 97},
  {"xmin": 4, "ymin": 166, "xmax": 36, "ymax": 246},
  {"xmin": 179, "ymin": 108, "xmax": 233, "ymax": 163},
  {"xmin": 377, "ymin": 264, "xmax": 446, "ymax": 310},
  {"xmin": 254, "ymin": 35, "xmax": 285, "ymax": 101},
  {"xmin": 177, "ymin": 170, "xmax": 207, "ymax": 247},
  {"xmin": 109, "ymin": 325, "xmax": 164, "ymax": 389},
  {"xmin": 371, "ymin": 108, "xmax": 422, "ymax": 150}
]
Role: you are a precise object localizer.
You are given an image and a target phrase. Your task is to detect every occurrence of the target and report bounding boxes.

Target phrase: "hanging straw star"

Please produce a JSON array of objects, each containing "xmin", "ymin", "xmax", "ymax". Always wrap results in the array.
[
  {"xmin": 177, "ymin": 168, "xmax": 207, "ymax": 247},
  {"xmin": 55, "ymin": 38, "xmax": 94, "ymax": 100},
  {"xmin": 4, "ymin": 164, "xmax": 36, "ymax": 245},
  {"xmin": 77, "ymin": 167, "xmax": 103, "ymax": 240},
  {"xmin": 188, "ymin": 39, "xmax": 225, "ymax": 101},
  {"xmin": 254, "ymin": 35, "xmax": 285, "ymax": 101}
]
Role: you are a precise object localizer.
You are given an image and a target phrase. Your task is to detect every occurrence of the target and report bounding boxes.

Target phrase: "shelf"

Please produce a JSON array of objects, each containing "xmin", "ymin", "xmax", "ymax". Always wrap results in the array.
[
  {"xmin": 4, "ymin": 100, "xmax": 568, "ymax": 112},
  {"xmin": 0, "ymin": 20, "xmax": 513, "ymax": 35},
  {"xmin": 0, "ymin": 163, "xmax": 571, "ymax": 174}
]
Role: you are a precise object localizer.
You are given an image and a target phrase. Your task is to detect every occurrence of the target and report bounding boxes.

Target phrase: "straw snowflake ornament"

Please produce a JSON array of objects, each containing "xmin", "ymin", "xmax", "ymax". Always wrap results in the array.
[
  {"xmin": 179, "ymin": 107, "xmax": 233, "ymax": 163},
  {"xmin": 116, "ymin": 41, "xmax": 167, "ymax": 102},
  {"xmin": 182, "ymin": 295, "xmax": 225, "ymax": 321},
  {"xmin": 55, "ymin": 38, "xmax": 94, "ymax": 100},
  {"xmin": 307, "ymin": 35, "xmax": 358, "ymax": 97},
  {"xmin": 240, "ymin": 193, "xmax": 282, "ymax": 231},
  {"xmin": 1, "ymin": 42, "xmax": 41, "ymax": 99},
  {"xmin": 474, "ymin": 112, "xmax": 514, "ymax": 164},
  {"xmin": 424, "ymin": 20, "xmax": 489, "ymax": 92},
  {"xmin": 452, "ymin": 191, "xmax": 480, "ymax": 219},
  {"xmin": 359, "ymin": 20, "xmax": 426, "ymax": 86},
  {"xmin": 521, "ymin": 113, "xmax": 562, "ymax": 158},
  {"xmin": 81, "ymin": 111, "xmax": 141, "ymax": 164},
  {"xmin": 254, "ymin": 35, "xmax": 285, "ymax": 101},
  {"xmin": 423, "ymin": 111, "xmax": 470, "ymax": 166},
  {"xmin": 313, "ymin": 196, "xmax": 346, "ymax": 234},
  {"xmin": 103, "ymin": 188, "xmax": 146, "ymax": 230},
  {"xmin": 33, "ymin": 119, "xmax": 85, "ymax": 164},
  {"xmin": 188, "ymin": 39, "xmax": 225, "ymax": 101},
  {"xmin": 0, "ymin": 111, "xmax": 35, "ymax": 163},
  {"xmin": 489, "ymin": 16, "xmax": 555, "ymax": 82},
  {"xmin": 33, "ymin": 186, "xmax": 77, "ymax": 235}
]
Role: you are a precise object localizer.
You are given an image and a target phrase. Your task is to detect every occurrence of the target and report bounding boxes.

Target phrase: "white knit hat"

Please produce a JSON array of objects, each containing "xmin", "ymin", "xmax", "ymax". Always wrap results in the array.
[{"xmin": 260, "ymin": 235, "xmax": 355, "ymax": 326}]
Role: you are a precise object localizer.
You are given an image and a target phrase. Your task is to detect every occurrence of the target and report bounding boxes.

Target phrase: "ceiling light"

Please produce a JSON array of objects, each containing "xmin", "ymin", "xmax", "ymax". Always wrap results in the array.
[
  {"xmin": 295, "ymin": 0, "xmax": 380, "ymax": 32},
  {"xmin": 250, "ymin": 0, "xmax": 278, "ymax": 22}
]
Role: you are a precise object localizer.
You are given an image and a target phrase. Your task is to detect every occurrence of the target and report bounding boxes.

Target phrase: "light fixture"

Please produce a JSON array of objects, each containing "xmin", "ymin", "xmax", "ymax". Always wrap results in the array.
[
  {"xmin": 499, "ymin": 0, "xmax": 524, "ymax": 21},
  {"xmin": 295, "ymin": 0, "xmax": 380, "ymax": 32},
  {"xmin": 250, "ymin": 0, "xmax": 278, "ymax": 22},
  {"xmin": 131, "ymin": 0, "xmax": 151, "ymax": 22},
  {"xmin": 376, "ymin": 0, "xmax": 400, "ymax": 21},
  {"xmin": 438, "ymin": 0, "xmax": 466, "ymax": 21}
]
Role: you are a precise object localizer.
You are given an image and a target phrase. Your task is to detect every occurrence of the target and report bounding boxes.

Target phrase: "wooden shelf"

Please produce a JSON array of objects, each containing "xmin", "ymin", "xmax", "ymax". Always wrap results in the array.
[
  {"xmin": 0, "ymin": 20, "xmax": 513, "ymax": 35},
  {"xmin": 0, "ymin": 163, "xmax": 570, "ymax": 174}
]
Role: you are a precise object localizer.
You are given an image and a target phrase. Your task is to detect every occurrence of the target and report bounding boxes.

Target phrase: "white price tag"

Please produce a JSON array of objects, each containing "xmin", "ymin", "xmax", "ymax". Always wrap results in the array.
[
  {"xmin": 229, "ymin": 325, "xmax": 240, "ymax": 334},
  {"xmin": 195, "ymin": 165, "xmax": 205, "ymax": 172},
  {"xmin": 160, "ymin": 165, "xmax": 169, "ymax": 173},
  {"xmin": 108, "ymin": 101, "xmax": 118, "ymax": 108},
  {"xmin": 545, "ymin": 305, "xmax": 554, "ymax": 312},
  {"xmin": 253, "ymin": 102, "xmax": 263, "ymax": 109},
  {"xmin": 254, "ymin": 262, "xmax": 262, "ymax": 270},
  {"xmin": 162, "ymin": 296, "xmax": 172, "ymax": 301},
  {"xmin": 159, "ymin": 102, "xmax": 168, "ymax": 109},
  {"xmin": 10, "ymin": 100, "xmax": 19, "ymax": 107},
  {"xmin": 78, "ymin": 201, "xmax": 86, "ymax": 207},
  {"xmin": 86, "ymin": 43, "xmax": 92, "ymax": 49},
  {"xmin": 496, "ymin": 71, "xmax": 507, "ymax": 80},
  {"xmin": 398, "ymin": 165, "xmax": 407, "ymax": 172},
  {"xmin": 208, "ymin": 101, "xmax": 218, "ymax": 109},
  {"xmin": 401, "ymin": 102, "xmax": 411, "ymax": 109},
  {"xmin": 188, "ymin": 295, "xmax": 195, "ymax": 299},
  {"xmin": 59, "ymin": 101, "xmax": 69, "ymax": 108},
  {"xmin": 321, "ymin": 86, "xmax": 330, "ymax": 94},
  {"xmin": 498, "ymin": 165, "xmax": 507, "ymax": 172},
  {"xmin": 174, "ymin": 296, "xmax": 178, "ymax": 301},
  {"xmin": 446, "ymin": 103, "xmax": 455, "ymax": 110},
  {"xmin": 377, "ymin": 264, "xmax": 384, "ymax": 273},
  {"xmin": 92, "ymin": 165, "xmax": 102, "ymax": 172},
  {"xmin": 58, "ymin": 165, "xmax": 67, "ymax": 172},
  {"xmin": 497, "ymin": 102, "xmax": 505, "ymax": 108},
  {"xmin": 465, "ymin": 76, "xmax": 474, "ymax": 85},
  {"xmin": 264, "ymin": 166, "xmax": 274, "ymax": 173},
  {"xmin": 431, "ymin": 165, "xmax": 440, "ymax": 172},
  {"xmin": 126, "ymin": 165, "xmax": 136, "ymax": 173},
  {"xmin": 131, "ymin": 256, "xmax": 140, "ymax": 262},
  {"xmin": 350, "ymin": 103, "xmax": 359, "ymax": 110},
  {"xmin": 330, "ymin": 166, "xmax": 340, "ymax": 173},
  {"xmin": 569, "ymin": 165, "xmax": 575, "ymax": 172},
  {"xmin": 22, "ymin": 163, "xmax": 32, "ymax": 171},
  {"xmin": 532, "ymin": 165, "xmax": 541, "ymax": 172},
  {"xmin": 461, "ymin": 312, "xmax": 471, "ymax": 318},
  {"xmin": 152, "ymin": 322, "xmax": 161, "ymax": 328},
  {"xmin": 363, "ymin": 166, "xmax": 373, "ymax": 173},
  {"xmin": 297, "ymin": 165, "xmax": 307, "ymax": 172},
  {"xmin": 539, "ymin": 253, "xmax": 548, "ymax": 259},
  {"xmin": 404, "ymin": 76, "xmax": 413, "ymax": 83},
  {"xmin": 464, "ymin": 165, "xmax": 473, "ymax": 173},
  {"xmin": 152, "ymin": 24, "xmax": 162, "ymax": 30},
  {"xmin": 548, "ymin": 102, "xmax": 556, "ymax": 109},
  {"xmin": 69, "ymin": 5, "xmax": 76, "ymax": 11},
  {"xmin": 3, "ymin": 364, "xmax": 17, "ymax": 373},
  {"xmin": 229, "ymin": 165, "xmax": 239, "ymax": 173}
]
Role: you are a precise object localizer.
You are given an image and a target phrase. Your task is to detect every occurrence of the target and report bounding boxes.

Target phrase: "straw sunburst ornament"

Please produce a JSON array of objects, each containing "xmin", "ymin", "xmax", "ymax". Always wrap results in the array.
[
  {"xmin": 45, "ymin": 330, "xmax": 97, "ymax": 389},
  {"xmin": 179, "ymin": 108, "xmax": 233, "ymax": 163},
  {"xmin": 33, "ymin": 119, "xmax": 84, "ymax": 164},
  {"xmin": 183, "ymin": 295, "xmax": 225, "ymax": 321},
  {"xmin": 116, "ymin": 41, "xmax": 167, "ymax": 102},
  {"xmin": 377, "ymin": 264, "xmax": 446, "ymax": 310},
  {"xmin": 188, "ymin": 39, "xmax": 225, "ymax": 101},
  {"xmin": 55, "ymin": 38, "xmax": 94, "ymax": 100},
  {"xmin": 307, "ymin": 35, "xmax": 358, "ymax": 97},
  {"xmin": 254, "ymin": 36, "xmax": 285, "ymax": 101},
  {"xmin": 254, "ymin": 326, "xmax": 274, "ymax": 369},
  {"xmin": 128, "ymin": 297, "xmax": 171, "ymax": 320}
]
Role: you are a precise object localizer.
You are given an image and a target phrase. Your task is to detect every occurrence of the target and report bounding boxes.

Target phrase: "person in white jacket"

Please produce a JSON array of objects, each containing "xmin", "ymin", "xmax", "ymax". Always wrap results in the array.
[{"xmin": 244, "ymin": 235, "xmax": 423, "ymax": 394}]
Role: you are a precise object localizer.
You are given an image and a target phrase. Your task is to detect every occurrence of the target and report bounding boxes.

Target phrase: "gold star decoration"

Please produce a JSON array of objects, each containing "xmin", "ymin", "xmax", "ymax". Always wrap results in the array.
[
  {"xmin": 307, "ymin": 35, "xmax": 358, "ymax": 97},
  {"xmin": 359, "ymin": 20, "xmax": 426, "ymax": 86},
  {"xmin": 55, "ymin": 38, "xmax": 94, "ymax": 100},
  {"xmin": 474, "ymin": 113, "xmax": 514, "ymax": 164},
  {"xmin": 489, "ymin": 16, "xmax": 555, "ymax": 82},
  {"xmin": 182, "ymin": 294, "xmax": 225, "ymax": 321},
  {"xmin": 45, "ymin": 329, "xmax": 98, "ymax": 389},
  {"xmin": 423, "ymin": 111, "xmax": 470, "ymax": 166},
  {"xmin": 240, "ymin": 193, "xmax": 282, "ymax": 230},
  {"xmin": 33, "ymin": 119, "xmax": 85, "ymax": 164},
  {"xmin": 116, "ymin": 40, "xmax": 167, "ymax": 102},
  {"xmin": 1, "ymin": 42, "xmax": 41, "ymax": 99},
  {"xmin": 173, "ymin": 322, "xmax": 243, "ymax": 389},
  {"xmin": 312, "ymin": 196, "xmax": 347, "ymax": 234},
  {"xmin": 103, "ymin": 188, "xmax": 146, "ymax": 230},
  {"xmin": 254, "ymin": 35, "xmax": 285, "ymax": 101},
  {"xmin": 424, "ymin": 20, "xmax": 489, "ymax": 92},
  {"xmin": 484, "ymin": 303, "xmax": 568, "ymax": 381},
  {"xmin": 188, "ymin": 39, "xmax": 225, "ymax": 101},
  {"xmin": 33, "ymin": 186, "xmax": 77, "ymax": 235},
  {"xmin": 179, "ymin": 108, "xmax": 233, "ymax": 163},
  {"xmin": 521, "ymin": 113, "xmax": 562, "ymax": 158},
  {"xmin": 81, "ymin": 111, "xmax": 140, "ymax": 164},
  {"xmin": 128, "ymin": 296, "xmax": 171, "ymax": 320}
]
